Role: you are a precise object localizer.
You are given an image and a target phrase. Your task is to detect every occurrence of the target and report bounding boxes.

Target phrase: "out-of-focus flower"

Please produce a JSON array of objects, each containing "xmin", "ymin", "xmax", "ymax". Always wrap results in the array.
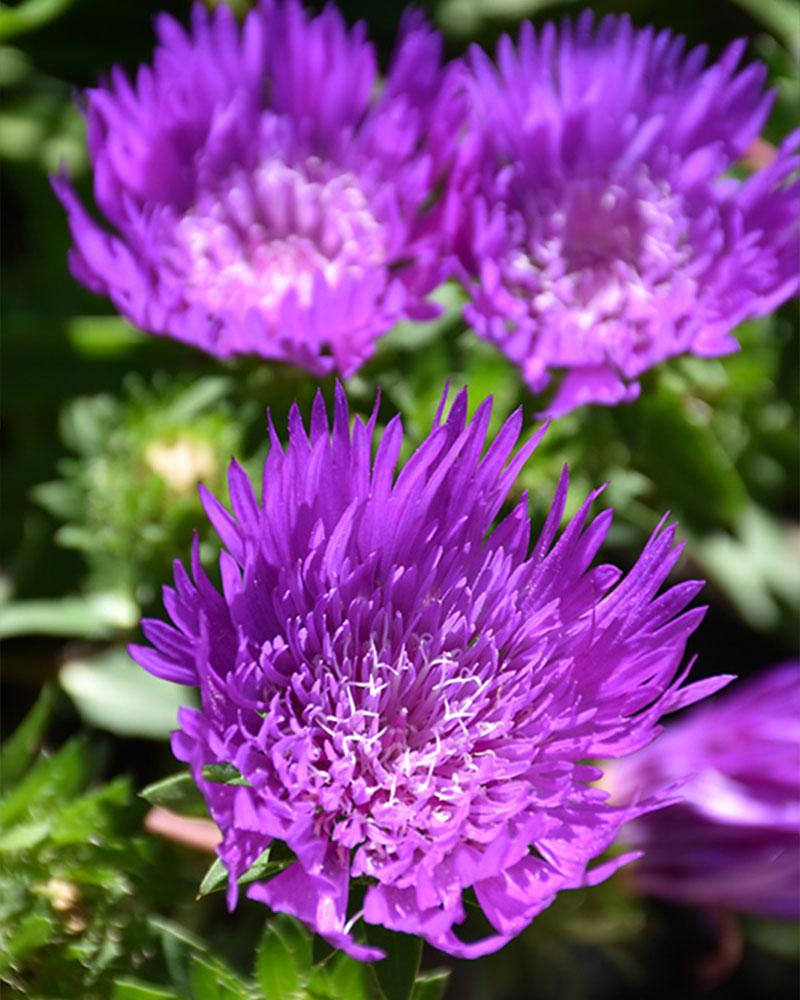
[
  {"xmin": 54, "ymin": 1, "xmax": 462, "ymax": 376},
  {"xmin": 130, "ymin": 385, "xmax": 728, "ymax": 960},
  {"xmin": 456, "ymin": 12, "xmax": 800, "ymax": 416},
  {"xmin": 609, "ymin": 661, "xmax": 800, "ymax": 919}
]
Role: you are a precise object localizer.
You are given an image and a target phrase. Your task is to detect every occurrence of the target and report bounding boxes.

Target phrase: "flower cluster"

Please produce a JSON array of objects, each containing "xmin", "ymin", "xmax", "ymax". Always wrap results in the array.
[
  {"xmin": 130, "ymin": 386, "xmax": 729, "ymax": 959},
  {"xmin": 55, "ymin": 1, "xmax": 462, "ymax": 376},
  {"xmin": 454, "ymin": 13, "xmax": 800, "ymax": 414},
  {"xmin": 56, "ymin": 5, "xmax": 799, "ymax": 410},
  {"xmin": 608, "ymin": 661, "xmax": 800, "ymax": 920}
]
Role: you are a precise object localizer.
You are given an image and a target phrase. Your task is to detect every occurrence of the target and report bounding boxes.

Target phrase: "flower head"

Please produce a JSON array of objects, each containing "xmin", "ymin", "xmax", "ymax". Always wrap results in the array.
[
  {"xmin": 608, "ymin": 661, "xmax": 800, "ymax": 919},
  {"xmin": 456, "ymin": 12, "xmax": 800, "ymax": 416},
  {"xmin": 130, "ymin": 386, "xmax": 729, "ymax": 959},
  {"xmin": 54, "ymin": 1, "xmax": 462, "ymax": 376}
]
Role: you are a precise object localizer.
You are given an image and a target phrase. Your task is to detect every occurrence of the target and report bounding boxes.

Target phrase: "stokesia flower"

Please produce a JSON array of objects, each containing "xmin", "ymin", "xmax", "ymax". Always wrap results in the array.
[
  {"xmin": 53, "ymin": 2, "xmax": 462, "ymax": 376},
  {"xmin": 608, "ymin": 661, "xmax": 800, "ymax": 920},
  {"xmin": 456, "ymin": 11, "xmax": 800, "ymax": 416},
  {"xmin": 130, "ymin": 385, "xmax": 730, "ymax": 959}
]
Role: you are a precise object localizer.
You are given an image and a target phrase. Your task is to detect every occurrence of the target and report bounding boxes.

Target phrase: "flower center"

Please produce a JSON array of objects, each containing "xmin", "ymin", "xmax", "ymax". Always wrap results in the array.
[
  {"xmin": 169, "ymin": 160, "xmax": 388, "ymax": 320},
  {"xmin": 238, "ymin": 632, "xmax": 527, "ymax": 877},
  {"xmin": 505, "ymin": 171, "xmax": 693, "ymax": 365}
]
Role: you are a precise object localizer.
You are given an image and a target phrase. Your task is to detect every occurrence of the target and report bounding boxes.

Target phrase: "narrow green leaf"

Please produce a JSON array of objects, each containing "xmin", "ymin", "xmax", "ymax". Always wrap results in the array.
[
  {"xmin": 165, "ymin": 376, "xmax": 232, "ymax": 423},
  {"xmin": 411, "ymin": 970, "xmax": 451, "ymax": 1000},
  {"xmin": 202, "ymin": 763, "xmax": 249, "ymax": 785},
  {"xmin": 197, "ymin": 856, "xmax": 228, "ymax": 897},
  {"xmin": 0, "ymin": 685, "xmax": 58, "ymax": 788},
  {"xmin": 190, "ymin": 955, "xmax": 250, "ymax": 1000},
  {"xmin": 324, "ymin": 952, "xmax": 372, "ymax": 1000},
  {"xmin": 0, "ymin": 0, "xmax": 75, "ymax": 42},
  {"xmin": 51, "ymin": 776, "xmax": 131, "ymax": 844},
  {"xmin": 141, "ymin": 763, "xmax": 254, "ymax": 821},
  {"xmin": 188, "ymin": 957, "xmax": 223, "ymax": 1000},
  {"xmin": 112, "ymin": 980, "xmax": 180, "ymax": 1000},
  {"xmin": 0, "ymin": 736, "xmax": 88, "ymax": 827},
  {"xmin": 66, "ymin": 315, "xmax": 144, "ymax": 357},
  {"xmin": 197, "ymin": 846, "xmax": 293, "ymax": 898},
  {"xmin": 148, "ymin": 915, "xmax": 207, "ymax": 997},
  {"xmin": 140, "ymin": 772, "xmax": 208, "ymax": 819},
  {"xmin": 366, "ymin": 925, "xmax": 423, "ymax": 1000},
  {"xmin": 255, "ymin": 915, "xmax": 312, "ymax": 1000}
]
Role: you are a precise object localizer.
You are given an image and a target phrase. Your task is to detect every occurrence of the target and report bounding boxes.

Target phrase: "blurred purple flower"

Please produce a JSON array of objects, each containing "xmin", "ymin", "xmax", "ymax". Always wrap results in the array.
[
  {"xmin": 609, "ymin": 661, "xmax": 800, "ymax": 919},
  {"xmin": 456, "ymin": 12, "xmax": 800, "ymax": 416},
  {"xmin": 130, "ymin": 386, "xmax": 729, "ymax": 959},
  {"xmin": 54, "ymin": 1, "xmax": 462, "ymax": 376}
]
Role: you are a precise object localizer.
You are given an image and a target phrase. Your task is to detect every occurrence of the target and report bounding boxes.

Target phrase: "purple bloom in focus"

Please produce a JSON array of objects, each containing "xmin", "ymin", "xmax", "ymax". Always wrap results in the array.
[
  {"xmin": 130, "ymin": 386, "xmax": 729, "ymax": 960},
  {"xmin": 456, "ymin": 12, "xmax": 800, "ymax": 416},
  {"xmin": 54, "ymin": 2, "xmax": 462, "ymax": 376},
  {"xmin": 609, "ymin": 661, "xmax": 800, "ymax": 920}
]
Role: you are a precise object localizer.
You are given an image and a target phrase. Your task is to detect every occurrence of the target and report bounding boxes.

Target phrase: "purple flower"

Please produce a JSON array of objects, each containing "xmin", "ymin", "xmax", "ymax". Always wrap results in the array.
[
  {"xmin": 53, "ymin": 2, "xmax": 462, "ymax": 376},
  {"xmin": 608, "ymin": 661, "xmax": 800, "ymax": 920},
  {"xmin": 130, "ymin": 385, "xmax": 729, "ymax": 959},
  {"xmin": 456, "ymin": 12, "xmax": 800, "ymax": 416}
]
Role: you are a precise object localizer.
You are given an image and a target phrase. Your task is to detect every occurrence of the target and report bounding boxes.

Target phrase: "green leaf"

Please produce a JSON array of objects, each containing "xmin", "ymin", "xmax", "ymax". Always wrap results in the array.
[
  {"xmin": 148, "ymin": 915, "xmax": 209, "ymax": 994},
  {"xmin": 438, "ymin": 0, "xmax": 572, "ymax": 36},
  {"xmin": 188, "ymin": 957, "xmax": 223, "ymax": 1000},
  {"xmin": 728, "ymin": 0, "xmax": 800, "ymax": 53},
  {"xmin": 0, "ymin": 912, "xmax": 53, "ymax": 970},
  {"xmin": 203, "ymin": 763, "xmax": 249, "ymax": 785},
  {"xmin": 31, "ymin": 478, "xmax": 83, "ymax": 520},
  {"xmin": 0, "ymin": 818, "xmax": 51, "ymax": 852},
  {"xmin": 50, "ymin": 776, "xmax": 131, "ymax": 844},
  {"xmin": 747, "ymin": 916, "xmax": 800, "ymax": 960},
  {"xmin": 60, "ymin": 648, "xmax": 196, "ymax": 740},
  {"xmin": 189, "ymin": 955, "xmax": 250, "ymax": 1000},
  {"xmin": 140, "ymin": 772, "xmax": 208, "ymax": 819},
  {"xmin": 164, "ymin": 377, "xmax": 232, "ymax": 424},
  {"xmin": 255, "ymin": 915, "xmax": 313, "ymax": 1000},
  {"xmin": 0, "ymin": 736, "xmax": 88, "ymax": 827},
  {"xmin": 0, "ymin": 0, "xmax": 76, "ymax": 42},
  {"xmin": 141, "ymin": 765, "xmax": 253, "ymax": 821},
  {"xmin": 692, "ymin": 504, "xmax": 800, "ymax": 629},
  {"xmin": 60, "ymin": 393, "xmax": 119, "ymax": 455},
  {"xmin": 411, "ymin": 970, "xmax": 451, "ymax": 1000},
  {"xmin": 0, "ymin": 596, "xmax": 120, "ymax": 639},
  {"xmin": 112, "ymin": 980, "xmax": 180, "ymax": 1000},
  {"xmin": 365, "ymin": 925, "xmax": 423, "ymax": 1000},
  {"xmin": 629, "ymin": 387, "xmax": 747, "ymax": 530},
  {"xmin": 197, "ymin": 847, "xmax": 292, "ymax": 898},
  {"xmin": 310, "ymin": 951, "xmax": 372, "ymax": 1000},
  {"xmin": 0, "ymin": 685, "xmax": 58, "ymax": 788},
  {"xmin": 66, "ymin": 315, "xmax": 144, "ymax": 358},
  {"xmin": 379, "ymin": 283, "xmax": 466, "ymax": 352}
]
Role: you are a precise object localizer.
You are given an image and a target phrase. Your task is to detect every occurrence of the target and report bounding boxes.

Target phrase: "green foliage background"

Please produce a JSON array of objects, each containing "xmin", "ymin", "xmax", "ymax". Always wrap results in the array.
[{"xmin": 1, "ymin": 0, "xmax": 797, "ymax": 997}]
